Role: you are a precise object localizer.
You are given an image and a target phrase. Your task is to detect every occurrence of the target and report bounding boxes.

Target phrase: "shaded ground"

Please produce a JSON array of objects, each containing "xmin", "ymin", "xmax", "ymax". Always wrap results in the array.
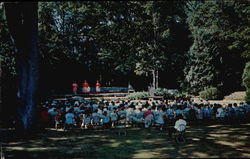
[{"xmin": 1, "ymin": 123, "xmax": 250, "ymax": 159}]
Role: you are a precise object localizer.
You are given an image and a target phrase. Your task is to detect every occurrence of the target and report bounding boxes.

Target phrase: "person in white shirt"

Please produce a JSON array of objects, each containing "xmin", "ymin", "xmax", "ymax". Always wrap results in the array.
[
  {"xmin": 74, "ymin": 101, "xmax": 80, "ymax": 107},
  {"xmin": 110, "ymin": 110, "xmax": 118, "ymax": 127},
  {"xmin": 174, "ymin": 115, "xmax": 187, "ymax": 132},
  {"xmin": 168, "ymin": 115, "xmax": 187, "ymax": 139},
  {"xmin": 216, "ymin": 105, "xmax": 225, "ymax": 122},
  {"xmin": 126, "ymin": 106, "xmax": 134, "ymax": 125}
]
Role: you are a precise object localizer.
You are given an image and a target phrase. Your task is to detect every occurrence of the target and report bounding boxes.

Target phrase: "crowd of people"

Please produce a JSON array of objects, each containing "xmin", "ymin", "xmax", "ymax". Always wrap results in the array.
[{"xmin": 39, "ymin": 97, "xmax": 250, "ymax": 134}]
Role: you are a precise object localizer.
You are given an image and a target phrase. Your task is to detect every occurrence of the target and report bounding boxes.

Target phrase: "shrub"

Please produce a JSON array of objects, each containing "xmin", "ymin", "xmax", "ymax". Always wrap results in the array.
[
  {"xmin": 242, "ymin": 62, "xmax": 250, "ymax": 89},
  {"xmin": 242, "ymin": 62, "xmax": 250, "ymax": 103},
  {"xmin": 154, "ymin": 88, "xmax": 166, "ymax": 96},
  {"xmin": 126, "ymin": 91, "xmax": 149, "ymax": 100},
  {"xmin": 154, "ymin": 88, "xmax": 174, "ymax": 99},
  {"xmin": 88, "ymin": 98, "xmax": 101, "ymax": 103},
  {"xmin": 199, "ymin": 87, "xmax": 222, "ymax": 100},
  {"xmin": 245, "ymin": 90, "xmax": 250, "ymax": 104},
  {"xmin": 173, "ymin": 92, "xmax": 189, "ymax": 100}
]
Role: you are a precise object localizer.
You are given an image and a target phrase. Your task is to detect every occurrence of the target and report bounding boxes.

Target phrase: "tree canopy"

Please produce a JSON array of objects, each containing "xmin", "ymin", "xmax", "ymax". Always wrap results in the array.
[{"xmin": 1, "ymin": 1, "xmax": 249, "ymax": 96}]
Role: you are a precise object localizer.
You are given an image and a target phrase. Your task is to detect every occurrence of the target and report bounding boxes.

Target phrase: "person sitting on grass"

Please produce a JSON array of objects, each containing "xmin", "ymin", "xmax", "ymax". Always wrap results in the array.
[
  {"xmin": 126, "ymin": 105, "xmax": 135, "ymax": 125},
  {"xmin": 188, "ymin": 105, "xmax": 197, "ymax": 124},
  {"xmin": 174, "ymin": 114, "xmax": 187, "ymax": 132},
  {"xmin": 167, "ymin": 114, "xmax": 187, "ymax": 140},
  {"xmin": 48, "ymin": 106, "xmax": 58, "ymax": 127},
  {"xmin": 144, "ymin": 108, "xmax": 154, "ymax": 128},
  {"xmin": 55, "ymin": 108, "xmax": 64, "ymax": 129},
  {"xmin": 110, "ymin": 109, "xmax": 118, "ymax": 128},
  {"xmin": 203, "ymin": 105, "xmax": 211, "ymax": 123},
  {"xmin": 227, "ymin": 104, "xmax": 235, "ymax": 120},
  {"xmin": 65, "ymin": 108, "xmax": 76, "ymax": 130},
  {"xmin": 101, "ymin": 111, "xmax": 111, "ymax": 129},
  {"xmin": 118, "ymin": 105, "xmax": 127, "ymax": 120},
  {"xmin": 92, "ymin": 109, "xmax": 101, "ymax": 129},
  {"xmin": 216, "ymin": 104, "xmax": 225, "ymax": 123},
  {"xmin": 81, "ymin": 111, "xmax": 92, "ymax": 129},
  {"xmin": 166, "ymin": 106, "xmax": 175, "ymax": 123},
  {"xmin": 154, "ymin": 107, "xmax": 165, "ymax": 131},
  {"xmin": 196, "ymin": 107, "xmax": 203, "ymax": 124},
  {"xmin": 39, "ymin": 106, "xmax": 49, "ymax": 129},
  {"xmin": 132, "ymin": 107, "xmax": 144, "ymax": 127}
]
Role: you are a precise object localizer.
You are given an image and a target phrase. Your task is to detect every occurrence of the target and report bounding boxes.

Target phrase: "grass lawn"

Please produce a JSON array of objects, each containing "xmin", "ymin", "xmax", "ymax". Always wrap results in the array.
[{"xmin": 1, "ymin": 122, "xmax": 250, "ymax": 158}]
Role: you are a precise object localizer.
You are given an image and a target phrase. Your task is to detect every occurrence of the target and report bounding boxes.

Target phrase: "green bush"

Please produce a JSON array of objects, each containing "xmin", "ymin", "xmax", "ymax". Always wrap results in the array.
[
  {"xmin": 242, "ymin": 62, "xmax": 250, "ymax": 89},
  {"xmin": 154, "ymin": 88, "xmax": 174, "ymax": 99},
  {"xmin": 154, "ymin": 88, "xmax": 166, "ymax": 96},
  {"xmin": 199, "ymin": 87, "xmax": 222, "ymax": 100},
  {"xmin": 126, "ymin": 91, "xmax": 149, "ymax": 100},
  {"xmin": 174, "ymin": 92, "xmax": 192, "ymax": 100},
  {"xmin": 88, "ymin": 98, "xmax": 101, "ymax": 103},
  {"xmin": 245, "ymin": 90, "xmax": 250, "ymax": 104},
  {"xmin": 242, "ymin": 62, "xmax": 250, "ymax": 103}
]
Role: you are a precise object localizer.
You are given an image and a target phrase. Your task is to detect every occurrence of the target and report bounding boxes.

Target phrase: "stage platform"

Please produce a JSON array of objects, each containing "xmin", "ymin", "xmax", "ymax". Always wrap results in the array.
[
  {"xmin": 50, "ymin": 93, "xmax": 163, "ymax": 101},
  {"xmin": 51, "ymin": 92, "xmax": 130, "ymax": 100}
]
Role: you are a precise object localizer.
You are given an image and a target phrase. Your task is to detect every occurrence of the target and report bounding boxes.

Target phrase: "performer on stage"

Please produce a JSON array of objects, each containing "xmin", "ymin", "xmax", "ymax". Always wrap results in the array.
[
  {"xmin": 82, "ymin": 80, "xmax": 90, "ymax": 93},
  {"xmin": 72, "ymin": 81, "xmax": 78, "ymax": 95},
  {"xmin": 96, "ymin": 80, "xmax": 101, "ymax": 93}
]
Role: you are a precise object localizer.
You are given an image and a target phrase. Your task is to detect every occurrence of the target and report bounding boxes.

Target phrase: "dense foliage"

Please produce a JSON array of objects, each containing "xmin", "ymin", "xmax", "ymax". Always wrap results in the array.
[
  {"xmin": 126, "ymin": 91, "xmax": 149, "ymax": 100},
  {"xmin": 154, "ymin": 88, "xmax": 180, "ymax": 99},
  {"xmin": 183, "ymin": 1, "xmax": 249, "ymax": 95},
  {"xmin": 154, "ymin": 88, "xmax": 173, "ymax": 99},
  {"xmin": 1, "ymin": 1, "xmax": 249, "ymax": 97},
  {"xmin": 242, "ymin": 62, "xmax": 250, "ymax": 103},
  {"xmin": 199, "ymin": 87, "xmax": 222, "ymax": 100}
]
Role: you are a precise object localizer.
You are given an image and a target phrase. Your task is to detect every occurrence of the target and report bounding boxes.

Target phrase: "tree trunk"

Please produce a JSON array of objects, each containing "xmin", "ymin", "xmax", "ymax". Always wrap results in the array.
[
  {"xmin": 156, "ymin": 69, "xmax": 158, "ymax": 89},
  {"xmin": 0, "ymin": 55, "xmax": 2, "ymax": 126},
  {"xmin": 5, "ymin": 2, "xmax": 39, "ymax": 131},
  {"xmin": 152, "ymin": 69, "xmax": 156, "ymax": 90}
]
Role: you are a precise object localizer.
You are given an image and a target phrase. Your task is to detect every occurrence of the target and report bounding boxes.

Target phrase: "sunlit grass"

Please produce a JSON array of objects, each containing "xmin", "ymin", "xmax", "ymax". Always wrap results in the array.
[{"xmin": 2, "ymin": 122, "xmax": 250, "ymax": 158}]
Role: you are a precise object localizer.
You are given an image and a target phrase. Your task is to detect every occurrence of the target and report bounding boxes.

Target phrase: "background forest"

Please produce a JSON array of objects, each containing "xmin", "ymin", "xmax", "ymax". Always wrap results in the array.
[{"xmin": 1, "ymin": 1, "xmax": 250, "ymax": 105}]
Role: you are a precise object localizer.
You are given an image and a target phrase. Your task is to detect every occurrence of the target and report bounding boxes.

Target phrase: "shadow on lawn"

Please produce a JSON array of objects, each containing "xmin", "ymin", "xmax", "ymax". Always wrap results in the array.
[
  {"xmin": 1, "ymin": 123, "xmax": 250, "ymax": 158},
  {"xmin": 163, "ymin": 123, "xmax": 250, "ymax": 158}
]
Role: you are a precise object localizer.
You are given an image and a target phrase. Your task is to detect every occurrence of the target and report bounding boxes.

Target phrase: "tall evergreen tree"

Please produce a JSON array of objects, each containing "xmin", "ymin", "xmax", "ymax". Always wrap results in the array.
[{"xmin": 184, "ymin": 1, "xmax": 248, "ymax": 95}]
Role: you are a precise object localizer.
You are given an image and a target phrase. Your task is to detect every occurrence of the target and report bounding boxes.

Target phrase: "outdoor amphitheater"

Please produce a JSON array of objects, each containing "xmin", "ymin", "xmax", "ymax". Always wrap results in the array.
[{"xmin": 1, "ymin": 1, "xmax": 250, "ymax": 159}]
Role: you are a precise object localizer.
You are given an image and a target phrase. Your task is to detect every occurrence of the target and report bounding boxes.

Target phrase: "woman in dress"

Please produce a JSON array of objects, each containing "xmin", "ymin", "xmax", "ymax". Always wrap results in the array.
[{"xmin": 72, "ymin": 81, "xmax": 78, "ymax": 95}]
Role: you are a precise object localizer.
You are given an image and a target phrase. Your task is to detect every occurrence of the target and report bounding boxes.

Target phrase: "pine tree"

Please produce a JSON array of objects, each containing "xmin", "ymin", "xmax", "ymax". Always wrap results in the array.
[{"xmin": 184, "ymin": 0, "xmax": 249, "ymax": 95}]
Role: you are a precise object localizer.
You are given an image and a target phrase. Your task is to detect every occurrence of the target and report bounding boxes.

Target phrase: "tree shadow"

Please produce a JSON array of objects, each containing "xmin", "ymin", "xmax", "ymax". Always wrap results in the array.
[
  {"xmin": 159, "ymin": 123, "xmax": 250, "ymax": 158},
  {"xmin": 1, "ymin": 123, "xmax": 250, "ymax": 158}
]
